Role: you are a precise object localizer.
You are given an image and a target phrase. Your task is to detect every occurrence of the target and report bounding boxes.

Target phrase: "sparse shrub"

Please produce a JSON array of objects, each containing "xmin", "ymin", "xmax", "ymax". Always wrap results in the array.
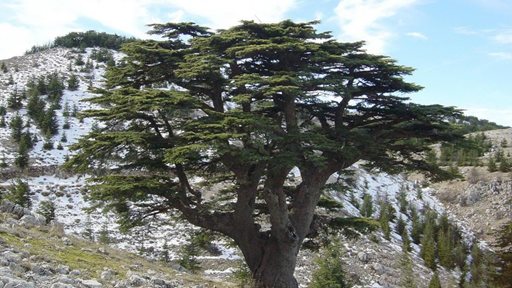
[
  {"xmin": 43, "ymin": 140, "xmax": 54, "ymax": 150},
  {"xmin": 499, "ymin": 158, "xmax": 510, "ymax": 172},
  {"xmin": 396, "ymin": 216, "xmax": 406, "ymax": 236},
  {"xmin": 9, "ymin": 114, "xmax": 23, "ymax": 142},
  {"xmin": 232, "ymin": 260, "xmax": 254, "ymax": 287},
  {"xmin": 98, "ymin": 222, "xmax": 111, "ymax": 244},
  {"xmin": 401, "ymin": 228, "xmax": 411, "ymax": 252},
  {"xmin": 399, "ymin": 250, "xmax": 416, "ymax": 288},
  {"xmin": 428, "ymin": 271, "xmax": 441, "ymax": 288},
  {"xmin": 5, "ymin": 179, "xmax": 31, "ymax": 208},
  {"xmin": 397, "ymin": 188, "xmax": 408, "ymax": 214},
  {"xmin": 37, "ymin": 200, "xmax": 56, "ymax": 224},
  {"xmin": 360, "ymin": 193, "xmax": 373, "ymax": 217},
  {"xmin": 67, "ymin": 74, "xmax": 79, "ymax": 90},
  {"xmin": 310, "ymin": 239, "xmax": 349, "ymax": 288},
  {"xmin": 178, "ymin": 241, "xmax": 201, "ymax": 272},
  {"xmin": 488, "ymin": 158, "xmax": 497, "ymax": 172}
]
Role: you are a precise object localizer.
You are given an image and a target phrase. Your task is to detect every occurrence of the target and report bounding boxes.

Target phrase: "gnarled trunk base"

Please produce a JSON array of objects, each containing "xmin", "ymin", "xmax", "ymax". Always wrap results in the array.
[{"xmin": 252, "ymin": 239, "xmax": 299, "ymax": 288}]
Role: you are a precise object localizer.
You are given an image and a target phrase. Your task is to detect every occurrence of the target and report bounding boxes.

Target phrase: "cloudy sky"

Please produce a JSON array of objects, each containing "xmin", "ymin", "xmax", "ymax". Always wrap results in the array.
[{"xmin": 1, "ymin": 0, "xmax": 512, "ymax": 126}]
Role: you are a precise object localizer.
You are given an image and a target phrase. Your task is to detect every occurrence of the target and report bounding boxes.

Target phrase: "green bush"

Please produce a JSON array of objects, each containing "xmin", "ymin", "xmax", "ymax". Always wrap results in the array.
[
  {"xmin": 5, "ymin": 179, "xmax": 31, "ymax": 208},
  {"xmin": 310, "ymin": 239, "xmax": 349, "ymax": 288},
  {"xmin": 37, "ymin": 200, "xmax": 56, "ymax": 224}
]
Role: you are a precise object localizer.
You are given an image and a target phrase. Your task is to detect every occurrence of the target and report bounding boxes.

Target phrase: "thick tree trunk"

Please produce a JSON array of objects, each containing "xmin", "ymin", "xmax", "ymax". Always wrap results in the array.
[{"xmin": 252, "ymin": 238, "xmax": 299, "ymax": 288}]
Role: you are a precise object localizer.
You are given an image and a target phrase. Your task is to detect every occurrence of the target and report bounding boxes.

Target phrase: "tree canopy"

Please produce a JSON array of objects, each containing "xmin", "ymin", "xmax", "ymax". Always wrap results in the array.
[{"xmin": 67, "ymin": 20, "xmax": 462, "ymax": 287}]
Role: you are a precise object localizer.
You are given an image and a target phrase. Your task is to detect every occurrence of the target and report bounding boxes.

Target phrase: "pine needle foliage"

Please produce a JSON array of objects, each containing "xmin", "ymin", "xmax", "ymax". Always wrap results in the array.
[
  {"xmin": 310, "ymin": 239, "xmax": 349, "ymax": 288},
  {"xmin": 66, "ymin": 20, "xmax": 464, "ymax": 285}
]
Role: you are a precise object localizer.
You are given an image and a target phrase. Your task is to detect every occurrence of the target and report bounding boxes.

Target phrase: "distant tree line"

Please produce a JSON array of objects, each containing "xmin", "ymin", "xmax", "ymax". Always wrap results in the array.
[
  {"xmin": 449, "ymin": 115, "xmax": 508, "ymax": 134},
  {"xmin": 25, "ymin": 30, "xmax": 136, "ymax": 54}
]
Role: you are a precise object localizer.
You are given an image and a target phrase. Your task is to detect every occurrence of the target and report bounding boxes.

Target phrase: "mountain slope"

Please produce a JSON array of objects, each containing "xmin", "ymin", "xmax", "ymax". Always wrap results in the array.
[{"xmin": 0, "ymin": 46, "xmax": 507, "ymax": 287}]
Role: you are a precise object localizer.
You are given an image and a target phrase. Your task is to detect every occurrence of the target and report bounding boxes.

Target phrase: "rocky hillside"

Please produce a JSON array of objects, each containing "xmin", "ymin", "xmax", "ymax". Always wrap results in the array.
[
  {"xmin": 0, "ymin": 200, "xmax": 232, "ymax": 288},
  {"xmin": 0, "ymin": 46, "xmax": 509, "ymax": 287},
  {"xmin": 430, "ymin": 128, "xmax": 512, "ymax": 247}
]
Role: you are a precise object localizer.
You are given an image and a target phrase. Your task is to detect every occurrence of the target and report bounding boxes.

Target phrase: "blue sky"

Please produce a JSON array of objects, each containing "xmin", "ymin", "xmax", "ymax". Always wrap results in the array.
[{"xmin": 1, "ymin": 0, "xmax": 511, "ymax": 126}]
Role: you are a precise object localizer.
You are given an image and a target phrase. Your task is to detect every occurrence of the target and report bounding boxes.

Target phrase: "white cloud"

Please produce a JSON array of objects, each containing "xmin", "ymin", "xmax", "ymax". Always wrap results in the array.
[
  {"xmin": 488, "ymin": 52, "xmax": 512, "ymax": 60},
  {"xmin": 165, "ymin": 0, "xmax": 296, "ymax": 29},
  {"xmin": 0, "ymin": 0, "xmax": 296, "ymax": 59},
  {"xmin": 406, "ymin": 31, "xmax": 427, "ymax": 40},
  {"xmin": 334, "ymin": 0, "xmax": 418, "ymax": 54},
  {"xmin": 494, "ymin": 30, "xmax": 512, "ymax": 44}
]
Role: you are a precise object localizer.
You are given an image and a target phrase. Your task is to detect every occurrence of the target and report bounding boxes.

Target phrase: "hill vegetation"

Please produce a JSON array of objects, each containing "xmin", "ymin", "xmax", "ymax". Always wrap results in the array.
[{"xmin": 25, "ymin": 30, "xmax": 136, "ymax": 54}]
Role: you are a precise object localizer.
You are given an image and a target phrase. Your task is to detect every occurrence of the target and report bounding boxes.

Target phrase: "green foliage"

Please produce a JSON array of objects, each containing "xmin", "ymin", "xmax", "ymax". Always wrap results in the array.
[
  {"xmin": 5, "ymin": 179, "xmax": 31, "ymax": 208},
  {"xmin": 379, "ymin": 201, "xmax": 393, "ymax": 240},
  {"xmin": 397, "ymin": 187, "xmax": 408, "ymax": 214},
  {"xmin": 399, "ymin": 250, "xmax": 417, "ymax": 288},
  {"xmin": 421, "ymin": 216, "xmax": 437, "ymax": 270},
  {"xmin": 396, "ymin": 216, "xmax": 406, "ymax": 236},
  {"xmin": 98, "ymin": 223, "xmax": 111, "ymax": 244},
  {"xmin": 318, "ymin": 196, "xmax": 344, "ymax": 211},
  {"xmin": 487, "ymin": 158, "xmax": 497, "ymax": 172},
  {"xmin": 67, "ymin": 74, "xmax": 80, "ymax": 90},
  {"xmin": 0, "ymin": 62, "xmax": 7, "ymax": 73},
  {"xmin": 310, "ymin": 239, "xmax": 349, "ymax": 288},
  {"xmin": 439, "ymin": 132, "xmax": 491, "ymax": 166},
  {"xmin": 9, "ymin": 114, "xmax": 23, "ymax": 142},
  {"xmin": 90, "ymin": 48, "xmax": 115, "ymax": 64},
  {"xmin": 7, "ymin": 90, "xmax": 23, "ymax": 110},
  {"xmin": 37, "ymin": 200, "xmax": 56, "ymax": 224},
  {"xmin": 410, "ymin": 207, "xmax": 422, "ymax": 244},
  {"xmin": 178, "ymin": 241, "xmax": 201, "ymax": 273},
  {"xmin": 359, "ymin": 193, "xmax": 373, "ymax": 217},
  {"xmin": 232, "ymin": 260, "xmax": 254, "ymax": 287},
  {"xmin": 492, "ymin": 222, "xmax": 512, "ymax": 286},
  {"xmin": 41, "ymin": 109, "xmax": 59, "ymax": 136},
  {"xmin": 401, "ymin": 228, "xmax": 411, "ymax": 252},
  {"xmin": 448, "ymin": 115, "xmax": 508, "ymax": 134},
  {"xmin": 47, "ymin": 72, "xmax": 65, "ymax": 103},
  {"xmin": 498, "ymin": 157, "xmax": 510, "ymax": 172},
  {"xmin": 428, "ymin": 271, "xmax": 442, "ymax": 288},
  {"xmin": 54, "ymin": 31, "xmax": 136, "ymax": 49},
  {"xmin": 43, "ymin": 140, "xmax": 54, "ymax": 150},
  {"xmin": 65, "ymin": 20, "xmax": 464, "ymax": 282}
]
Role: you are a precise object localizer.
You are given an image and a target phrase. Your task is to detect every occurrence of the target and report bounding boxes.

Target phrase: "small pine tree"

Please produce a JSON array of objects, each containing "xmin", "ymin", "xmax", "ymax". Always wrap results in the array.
[
  {"xmin": 310, "ymin": 239, "xmax": 349, "ymax": 288},
  {"xmin": 397, "ymin": 188, "xmax": 408, "ymax": 214},
  {"xmin": 401, "ymin": 228, "xmax": 412, "ymax": 252},
  {"xmin": 37, "ymin": 200, "xmax": 56, "ymax": 224},
  {"xmin": 410, "ymin": 208, "xmax": 422, "ymax": 244},
  {"xmin": 0, "ymin": 62, "xmax": 7, "ymax": 73},
  {"xmin": 501, "ymin": 138, "xmax": 508, "ymax": 147},
  {"xmin": 98, "ymin": 222, "xmax": 111, "ymax": 244},
  {"xmin": 178, "ymin": 241, "xmax": 201, "ymax": 273},
  {"xmin": 437, "ymin": 228, "xmax": 454, "ymax": 268},
  {"xmin": 487, "ymin": 158, "xmax": 497, "ymax": 172},
  {"xmin": 379, "ymin": 201, "xmax": 391, "ymax": 240},
  {"xmin": 396, "ymin": 216, "xmax": 406, "ymax": 236},
  {"xmin": 498, "ymin": 158, "xmax": 510, "ymax": 172},
  {"xmin": 428, "ymin": 271, "xmax": 442, "ymax": 288},
  {"xmin": 7, "ymin": 91, "xmax": 22, "ymax": 110},
  {"xmin": 60, "ymin": 133, "xmax": 67, "ymax": 143},
  {"xmin": 9, "ymin": 114, "xmax": 23, "ymax": 142},
  {"xmin": 421, "ymin": 220, "xmax": 437, "ymax": 270},
  {"xmin": 67, "ymin": 74, "xmax": 79, "ymax": 90},
  {"xmin": 360, "ymin": 193, "xmax": 373, "ymax": 217},
  {"xmin": 41, "ymin": 109, "xmax": 59, "ymax": 136},
  {"xmin": 6, "ymin": 179, "xmax": 31, "ymax": 208},
  {"xmin": 399, "ymin": 250, "xmax": 416, "ymax": 288}
]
